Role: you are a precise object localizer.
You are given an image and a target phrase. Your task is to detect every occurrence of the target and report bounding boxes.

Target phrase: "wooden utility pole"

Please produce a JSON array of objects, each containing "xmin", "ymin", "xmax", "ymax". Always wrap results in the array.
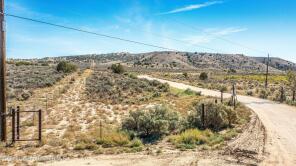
[
  {"xmin": 265, "ymin": 54, "xmax": 270, "ymax": 89},
  {"xmin": 0, "ymin": 0, "xmax": 6, "ymax": 142}
]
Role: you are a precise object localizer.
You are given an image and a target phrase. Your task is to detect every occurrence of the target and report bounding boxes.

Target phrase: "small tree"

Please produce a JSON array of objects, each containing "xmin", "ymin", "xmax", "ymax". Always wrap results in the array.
[
  {"xmin": 199, "ymin": 72, "xmax": 208, "ymax": 80},
  {"xmin": 111, "ymin": 63, "xmax": 125, "ymax": 74},
  {"xmin": 219, "ymin": 85, "xmax": 228, "ymax": 103},
  {"xmin": 287, "ymin": 71, "xmax": 296, "ymax": 101}
]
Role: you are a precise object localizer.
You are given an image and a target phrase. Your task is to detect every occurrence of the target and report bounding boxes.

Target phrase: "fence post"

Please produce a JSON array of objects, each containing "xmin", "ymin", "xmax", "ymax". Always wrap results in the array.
[
  {"xmin": 16, "ymin": 106, "xmax": 20, "ymax": 140},
  {"xmin": 201, "ymin": 104, "xmax": 205, "ymax": 129},
  {"xmin": 38, "ymin": 109, "xmax": 42, "ymax": 143},
  {"xmin": 280, "ymin": 86, "xmax": 285, "ymax": 103},
  {"xmin": 11, "ymin": 108, "xmax": 15, "ymax": 144}
]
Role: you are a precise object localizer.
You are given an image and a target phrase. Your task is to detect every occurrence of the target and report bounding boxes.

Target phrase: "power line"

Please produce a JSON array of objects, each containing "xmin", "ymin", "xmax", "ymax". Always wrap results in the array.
[
  {"xmin": 2, "ymin": 13, "xmax": 181, "ymax": 52},
  {"xmin": 168, "ymin": 18, "xmax": 268, "ymax": 55},
  {"xmin": 118, "ymin": 24, "xmax": 222, "ymax": 52}
]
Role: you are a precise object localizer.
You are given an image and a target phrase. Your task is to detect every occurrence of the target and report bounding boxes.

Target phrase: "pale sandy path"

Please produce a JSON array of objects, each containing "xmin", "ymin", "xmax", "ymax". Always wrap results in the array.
[{"xmin": 138, "ymin": 75, "xmax": 296, "ymax": 166}]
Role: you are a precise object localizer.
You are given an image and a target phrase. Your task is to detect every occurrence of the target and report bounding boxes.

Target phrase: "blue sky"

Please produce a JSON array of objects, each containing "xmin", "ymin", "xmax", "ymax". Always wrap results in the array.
[{"xmin": 5, "ymin": 0, "xmax": 296, "ymax": 62}]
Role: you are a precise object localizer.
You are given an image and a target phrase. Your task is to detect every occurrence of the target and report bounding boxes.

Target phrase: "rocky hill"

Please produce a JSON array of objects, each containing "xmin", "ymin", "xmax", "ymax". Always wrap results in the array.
[
  {"xmin": 253, "ymin": 57, "xmax": 296, "ymax": 71},
  {"xmin": 44, "ymin": 51, "xmax": 291, "ymax": 73}
]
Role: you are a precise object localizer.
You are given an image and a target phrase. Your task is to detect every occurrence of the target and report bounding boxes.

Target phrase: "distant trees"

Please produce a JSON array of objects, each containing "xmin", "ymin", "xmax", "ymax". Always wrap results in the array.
[
  {"xmin": 287, "ymin": 71, "xmax": 296, "ymax": 101},
  {"xmin": 111, "ymin": 63, "xmax": 125, "ymax": 74},
  {"xmin": 199, "ymin": 72, "xmax": 208, "ymax": 80},
  {"xmin": 57, "ymin": 61, "xmax": 77, "ymax": 73}
]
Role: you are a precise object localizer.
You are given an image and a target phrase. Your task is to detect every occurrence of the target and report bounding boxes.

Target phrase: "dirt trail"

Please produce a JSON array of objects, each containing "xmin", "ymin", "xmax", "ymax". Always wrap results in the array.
[{"xmin": 138, "ymin": 75, "xmax": 296, "ymax": 166}]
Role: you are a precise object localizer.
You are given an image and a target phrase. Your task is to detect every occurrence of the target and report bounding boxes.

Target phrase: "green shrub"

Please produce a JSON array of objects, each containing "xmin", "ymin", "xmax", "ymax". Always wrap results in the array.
[
  {"xmin": 129, "ymin": 138, "xmax": 143, "ymax": 148},
  {"xmin": 183, "ymin": 88, "xmax": 201, "ymax": 96},
  {"xmin": 111, "ymin": 63, "xmax": 125, "ymax": 74},
  {"xmin": 199, "ymin": 72, "xmax": 208, "ymax": 80},
  {"xmin": 122, "ymin": 105, "xmax": 181, "ymax": 138},
  {"xmin": 187, "ymin": 101, "xmax": 237, "ymax": 131},
  {"xmin": 56, "ymin": 61, "xmax": 77, "ymax": 73}
]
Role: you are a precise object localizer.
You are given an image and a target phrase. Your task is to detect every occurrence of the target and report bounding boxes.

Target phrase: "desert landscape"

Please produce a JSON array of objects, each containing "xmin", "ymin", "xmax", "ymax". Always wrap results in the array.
[
  {"xmin": 1, "ymin": 1, "xmax": 296, "ymax": 165},
  {"xmin": 0, "ymin": 52, "xmax": 295, "ymax": 165}
]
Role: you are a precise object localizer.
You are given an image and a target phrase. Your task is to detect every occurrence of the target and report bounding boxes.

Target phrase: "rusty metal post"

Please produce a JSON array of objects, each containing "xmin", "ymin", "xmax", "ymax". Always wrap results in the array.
[
  {"xmin": 38, "ymin": 109, "xmax": 42, "ymax": 142},
  {"xmin": 11, "ymin": 108, "xmax": 15, "ymax": 143},
  {"xmin": 16, "ymin": 106, "xmax": 20, "ymax": 140},
  {"xmin": 201, "ymin": 103, "xmax": 205, "ymax": 129},
  {"xmin": 0, "ymin": 0, "xmax": 7, "ymax": 142}
]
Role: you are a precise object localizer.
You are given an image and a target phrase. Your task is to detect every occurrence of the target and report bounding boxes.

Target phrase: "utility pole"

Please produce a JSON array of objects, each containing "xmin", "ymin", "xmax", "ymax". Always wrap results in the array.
[
  {"xmin": 265, "ymin": 54, "xmax": 269, "ymax": 89},
  {"xmin": 0, "ymin": 0, "xmax": 6, "ymax": 142}
]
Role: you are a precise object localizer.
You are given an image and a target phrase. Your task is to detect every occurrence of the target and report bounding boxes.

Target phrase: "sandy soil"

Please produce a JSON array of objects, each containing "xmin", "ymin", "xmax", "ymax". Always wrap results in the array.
[
  {"xmin": 41, "ymin": 75, "xmax": 268, "ymax": 166},
  {"xmin": 138, "ymin": 75, "xmax": 296, "ymax": 166}
]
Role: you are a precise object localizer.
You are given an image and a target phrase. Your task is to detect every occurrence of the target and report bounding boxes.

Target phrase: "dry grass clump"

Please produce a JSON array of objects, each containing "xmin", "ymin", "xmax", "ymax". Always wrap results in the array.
[
  {"xmin": 168, "ymin": 129, "xmax": 224, "ymax": 150},
  {"xmin": 86, "ymin": 71, "xmax": 169, "ymax": 104}
]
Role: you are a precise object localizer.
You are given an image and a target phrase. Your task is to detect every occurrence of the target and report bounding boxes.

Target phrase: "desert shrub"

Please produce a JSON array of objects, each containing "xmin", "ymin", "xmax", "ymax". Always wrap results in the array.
[
  {"xmin": 246, "ymin": 90, "xmax": 253, "ymax": 96},
  {"xmin": 259, "ymin": 89, "xmax": 269, "ymax": 99},
  {"xmin": 199, "ymin": 72, "xmax": 208, "ymax": 80},
  {"xmin": 183, "ymin": 72, "xmax": 188, "ymax": 78},
  {"xmin": 228, "ymin": 68, "xmax": 237, "ymax": 73},
  {"xmin": 186, "ymin": 101, "xmax": 237, "ymax": 131},
  {"xmin": 122, "ymin": 105, "xmax": 181, "ymax": 139},
  {"xmin": 86, "ymin": 72, "xmax": 170, "ymax": 104},
  {"xmin": 15, "ymin": 61, "xmax": 33, "ymax": 66},
  {"xmin": 56, "ymin": 61, "xmax": 77, "ymax": 73},
  {"xmin": 272, "ymin": 89, "xmax": 286, "ymax": 102},
  {"xmin": 183, "ymin": 88, "xmax": 201, "ymax": 96},
  {"xmin": 111, "ymin": 63, "xmax": 125, "ymax": 74}
]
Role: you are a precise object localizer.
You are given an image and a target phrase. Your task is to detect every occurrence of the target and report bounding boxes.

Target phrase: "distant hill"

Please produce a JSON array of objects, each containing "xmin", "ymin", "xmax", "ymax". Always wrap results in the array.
[
  {"xmin": 253, "ymin": 57, "xmax": 296, "ymax": 71},
  {"xmin": 43, "ymin": 51, "xmax": 293, "ymax": 73}
]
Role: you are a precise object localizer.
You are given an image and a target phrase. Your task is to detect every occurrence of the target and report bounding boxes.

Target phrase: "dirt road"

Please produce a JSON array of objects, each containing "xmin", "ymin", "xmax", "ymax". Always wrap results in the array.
[{"xmin": 138, "ymin": 75, "xmax": 296, "ymax": 166}]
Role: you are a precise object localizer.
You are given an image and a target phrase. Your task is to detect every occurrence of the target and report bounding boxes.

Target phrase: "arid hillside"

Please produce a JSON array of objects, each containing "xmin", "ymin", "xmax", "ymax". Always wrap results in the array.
[
  {"xmin": 50, "ymin": 52, "xmax": 285, "ymax": 73},
  {"xmin": 253, "ymin": 57, "xmax": 296, "ymax": 71}
]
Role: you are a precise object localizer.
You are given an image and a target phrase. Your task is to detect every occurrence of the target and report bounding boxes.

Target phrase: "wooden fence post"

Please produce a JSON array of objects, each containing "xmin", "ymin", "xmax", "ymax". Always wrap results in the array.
[
  {"xmin": 11, "ymin": 108, "xmax": 15, "ymax": 144},
  {"xmin": 201, "ymin": 104, "xmax": 205, "ymax": 129},
  {"xmin": 16, "ymin": 106, "xmax": 20, "ymax": 140},
  {"xmin": 38, "ymin": 109, "xmax": 42, "ymax": 143}
]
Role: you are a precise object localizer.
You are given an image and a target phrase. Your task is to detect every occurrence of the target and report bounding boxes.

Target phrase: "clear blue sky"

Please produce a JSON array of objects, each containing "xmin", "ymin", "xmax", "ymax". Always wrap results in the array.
[{"xmin": 5, "ymin": 0, "xmax": 296, "ymax": 62}]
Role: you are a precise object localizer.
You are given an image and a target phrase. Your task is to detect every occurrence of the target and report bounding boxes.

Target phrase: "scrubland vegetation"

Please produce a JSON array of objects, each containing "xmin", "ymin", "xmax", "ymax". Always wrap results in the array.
[
  {"xmin": 151, "ymin": 71, "xmax": 296, "ymax": 105},
  {"xmin": 3, "ymin": 54, "xmax": 286, "ymax": 164}
]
